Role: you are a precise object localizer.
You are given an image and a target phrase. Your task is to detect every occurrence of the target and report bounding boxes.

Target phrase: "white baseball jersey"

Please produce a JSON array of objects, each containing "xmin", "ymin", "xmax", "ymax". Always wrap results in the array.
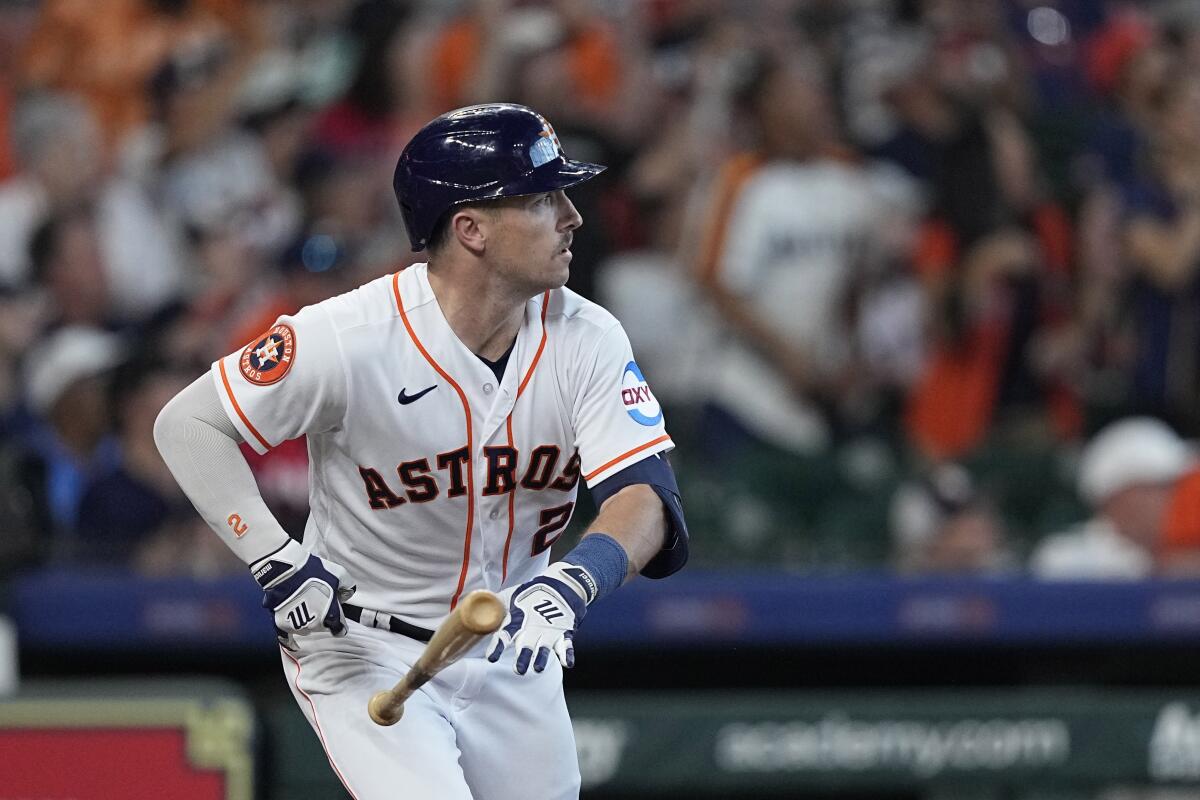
[
  {"xmin": 704, "ymin": 158, "xmax": 884, "ymax": 452},
  {"xmin": 212, "ymin": 263, "xmax": 673, "ymax": 627}
]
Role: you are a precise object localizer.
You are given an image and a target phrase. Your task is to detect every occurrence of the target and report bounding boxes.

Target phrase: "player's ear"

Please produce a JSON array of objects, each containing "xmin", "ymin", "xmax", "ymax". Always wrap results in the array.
[{"xmin": 451, "ymin": 208, "xmax": 489, "ymax": 256}]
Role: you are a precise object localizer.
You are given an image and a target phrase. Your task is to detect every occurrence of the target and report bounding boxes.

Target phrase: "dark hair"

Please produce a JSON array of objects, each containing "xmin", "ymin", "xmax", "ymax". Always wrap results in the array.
[{"xmin": 425, "ymin": 209, "xmax": 457, "ymax": 254}]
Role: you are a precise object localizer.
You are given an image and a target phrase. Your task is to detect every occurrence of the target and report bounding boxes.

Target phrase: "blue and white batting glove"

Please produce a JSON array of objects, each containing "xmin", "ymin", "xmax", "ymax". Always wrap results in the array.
[
  {"xmin": 250, "ymin": 539, "xmax": 357, "ymax": 650},
  {"xmin": 487, "ymin": 562, "xmax": 596, "ymax": 675}
]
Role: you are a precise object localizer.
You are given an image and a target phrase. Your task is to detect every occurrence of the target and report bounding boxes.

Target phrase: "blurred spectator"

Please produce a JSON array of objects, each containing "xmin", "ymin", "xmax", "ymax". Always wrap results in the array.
[
  {"xmin": 0, "ymin": 91, "xmax": 101, "ymax": 286},
  {"xmin": 1119, "ymin": 67, "xmax": 1200, "ymax": 435},
  {"xmin": 0, "ymin": 431, "xmax": 48, "ymax": 572},
  {"xmin": 154, "ymin": 224, "xmax": 271, "ymax": 369},
  {"xmin": 16, "ymin": 326, "xmax": 125, "ymax": 555},
  {"xmin": 597, "ymin": 8, "xmax": 757, "ymax": 407},
  {"xmin": 428, "ymin": 0, "xmax": 626, "ymax": 120},
  {"xmin": 1071, "ymin": 11, "xmax": 1168, "ymax": 422},
  {"xmin": 73, "ymin": 365, "xmax": 200, "ymax": 565},
  {"xmin": 899, "ymin": 66, "xmax": 1080, "ymax": 459},
  {"xmin": 0, "ymin": 281, "xmax": 51, "ymax": 571},
  {"xmin": 0, "ymin": 282, "xmax": 49, "ymax": 417},
  {"xmin": 1159, "ymin": 460, "xmax": 1200, "ymax": 576},
  {"xmin": 0, "ymin": 91, "xmax": 190, "ymax": 320},
  {"xmin": 0, "ymin": 0, "xmax": 39, "ymax": 182},
  {"xmin": 291, "ymin": 147, "xmax": 407, "ymax": 283},
  {"xmin": 20, "ymin": 0, "xmax": 260, "ymax": 154},
  {"xmin": 153, "ymin": 36, "xmax": 300, "ymax": 258},
  {"xmin": 28, "ymin": 206, "xmax": 114, "ymax": 330},
  {"xmin": 1079, "ymin": 9, "xmax": 1162, "ymax": 188},
  {"xmin": 227, "ymin": 230, "xmax": 354, "ymax": 348},
  {"xmin": 890, "ymin": 462, "xmax": 1014, "ymax": 574},
  {"xmin": 240, "ymin": 74, "xmax": 317, "ymax": 200},
  {"xmin": 311, "ymin": 0, "xmax": 418, "ymax": 157},
  {"xmin": 1031, "ymin": 416, "xmax": 1194, "ymax": 579},
  {"xmin": 686, "ymin": 51, "xmax": 898, "ymax": 458}
]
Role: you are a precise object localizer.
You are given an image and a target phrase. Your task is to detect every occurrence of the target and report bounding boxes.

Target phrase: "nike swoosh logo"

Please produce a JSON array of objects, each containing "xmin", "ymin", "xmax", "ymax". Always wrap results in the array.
[{"xmin": 397, "ymin": 385, "xmax": 437, "ymax": 405}]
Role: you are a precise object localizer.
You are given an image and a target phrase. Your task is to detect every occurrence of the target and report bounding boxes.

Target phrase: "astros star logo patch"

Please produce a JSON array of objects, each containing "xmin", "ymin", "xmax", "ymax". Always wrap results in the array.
[{"xmin": 239, "ymin": 323, "xmax": 296, "ymax": 385}]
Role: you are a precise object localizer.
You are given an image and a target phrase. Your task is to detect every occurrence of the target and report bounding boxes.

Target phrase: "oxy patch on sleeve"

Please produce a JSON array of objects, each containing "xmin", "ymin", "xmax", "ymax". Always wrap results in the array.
[
  {"xmin": 620, "ymin": 361, "xmax": 661, "ymax": 426},
  {"xmin": 239, "ymin": 323, "xmax": 297, "ymax": 386}
]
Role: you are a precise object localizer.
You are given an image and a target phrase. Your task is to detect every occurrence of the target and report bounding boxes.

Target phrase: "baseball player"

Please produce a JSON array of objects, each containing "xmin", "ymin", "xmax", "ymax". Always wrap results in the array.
[{"xmin": 154, "ymin": 103, "xmax": 688, "ymax": 799}]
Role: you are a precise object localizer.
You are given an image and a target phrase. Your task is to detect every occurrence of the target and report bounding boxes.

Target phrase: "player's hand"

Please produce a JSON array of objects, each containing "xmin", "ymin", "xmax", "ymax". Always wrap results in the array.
[
  {"xmin": 487, "ymin": 563, "xmax": 591, "ymax": 675},
  {"xmin": 250, "ymin": 539, "xmax": 357, "ymax": 650}
]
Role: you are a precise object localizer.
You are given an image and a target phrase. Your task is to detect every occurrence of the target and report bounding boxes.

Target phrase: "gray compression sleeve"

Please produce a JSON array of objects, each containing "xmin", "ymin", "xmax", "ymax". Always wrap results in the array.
[{"xmin": 154, "ymin": 373, "xmax": 292, "ymax": 563}]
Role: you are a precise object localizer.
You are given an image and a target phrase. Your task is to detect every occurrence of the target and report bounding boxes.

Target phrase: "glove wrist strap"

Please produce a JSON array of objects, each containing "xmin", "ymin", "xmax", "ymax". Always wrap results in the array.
[
  {"xmin": 249, "ymin": 539, "xmax": 308, "ymax": 589},
  {"xmin": 558, "ymin": 533, "xmax": 628, "ymax": 604}
]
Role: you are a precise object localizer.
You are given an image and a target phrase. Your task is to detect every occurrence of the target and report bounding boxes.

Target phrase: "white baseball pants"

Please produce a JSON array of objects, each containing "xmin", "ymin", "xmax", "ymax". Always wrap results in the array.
[{"xmin": 280, "ymin": 620, "xmax": 581, "ymax": 799}]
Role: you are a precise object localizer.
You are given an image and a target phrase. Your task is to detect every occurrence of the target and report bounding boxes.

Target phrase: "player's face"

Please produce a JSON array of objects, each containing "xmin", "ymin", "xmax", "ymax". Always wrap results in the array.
[{"xmin": 488, "ymin": 190, "xmax": 582, "ymax": 294}]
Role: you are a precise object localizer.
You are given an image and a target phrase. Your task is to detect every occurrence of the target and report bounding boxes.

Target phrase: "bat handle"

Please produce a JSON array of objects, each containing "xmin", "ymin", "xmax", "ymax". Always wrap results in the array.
[
  {"xmin": 367, "ymin": 591, "xmax": 506, "ymax": 727},
  {"xmin": 368, "ymin": 684, "xmax": 409, "ymax": 726}
]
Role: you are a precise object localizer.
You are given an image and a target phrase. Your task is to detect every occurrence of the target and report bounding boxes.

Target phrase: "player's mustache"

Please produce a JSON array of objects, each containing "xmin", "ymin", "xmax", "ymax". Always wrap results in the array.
[{"xmin": 559, "ymin": 235, "xmax": 572, "ymax": 251}]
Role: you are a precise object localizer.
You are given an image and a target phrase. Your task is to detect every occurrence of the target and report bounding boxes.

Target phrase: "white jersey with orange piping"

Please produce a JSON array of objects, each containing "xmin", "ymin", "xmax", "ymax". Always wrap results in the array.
[{"xmin": 211, "ymin": 263, "xmax": 673, "ymax": 628}]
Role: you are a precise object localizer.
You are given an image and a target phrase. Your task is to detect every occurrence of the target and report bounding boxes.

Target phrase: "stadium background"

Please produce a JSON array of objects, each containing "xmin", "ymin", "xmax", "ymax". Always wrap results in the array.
[{"xmin": 3, "ymin": 0, "xmax": 1200, "ymax": 797}]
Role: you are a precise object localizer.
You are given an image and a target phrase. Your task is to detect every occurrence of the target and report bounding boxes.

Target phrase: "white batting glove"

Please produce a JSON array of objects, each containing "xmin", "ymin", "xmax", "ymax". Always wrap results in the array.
[
  {"xmin": 250, "ymin": 540, "xmax": 357, "ymax": 650},
  {"xmin": 487, "ymin": 562, "xmax": 594, "ymax": 675}
]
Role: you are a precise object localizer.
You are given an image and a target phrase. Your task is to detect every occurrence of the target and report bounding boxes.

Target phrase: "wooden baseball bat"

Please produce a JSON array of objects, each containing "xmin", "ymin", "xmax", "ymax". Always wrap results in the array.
[{"xmin": 368, "ymin": 589, "xmax": 505, "ymax": 726}]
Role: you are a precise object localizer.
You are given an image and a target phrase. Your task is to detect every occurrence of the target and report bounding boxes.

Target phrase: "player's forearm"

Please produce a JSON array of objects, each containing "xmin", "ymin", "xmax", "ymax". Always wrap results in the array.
[
  {"xmin": 584, "ymin": 483, "xmax": 668, "ymax": 581},
  {"xmin": 153, "ymin": 374, "xmax": 291, "ymax": 564}
]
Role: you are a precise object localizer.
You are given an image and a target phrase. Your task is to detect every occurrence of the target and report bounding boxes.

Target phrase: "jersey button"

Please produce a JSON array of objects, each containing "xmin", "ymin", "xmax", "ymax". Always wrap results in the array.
[
  {"xmin": 489, "ymin": 508, "xmax": 500, "ymax": 520},
  {"xmin": 483, "ymin": 383, "xmax": 494, "ymax": 394}
]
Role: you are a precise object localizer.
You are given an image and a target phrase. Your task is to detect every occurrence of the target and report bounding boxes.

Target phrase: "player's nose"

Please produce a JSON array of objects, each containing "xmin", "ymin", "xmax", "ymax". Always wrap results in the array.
[{"xmin": 556, "ymin": 191, "xmax": 582, "ymax": 231}]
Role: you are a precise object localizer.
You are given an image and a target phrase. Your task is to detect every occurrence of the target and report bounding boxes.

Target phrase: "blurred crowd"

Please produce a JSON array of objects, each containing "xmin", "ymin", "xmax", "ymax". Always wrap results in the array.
[{"xmin": 3, "ymin": 0, "xmax": 1200, "ymax": 581}]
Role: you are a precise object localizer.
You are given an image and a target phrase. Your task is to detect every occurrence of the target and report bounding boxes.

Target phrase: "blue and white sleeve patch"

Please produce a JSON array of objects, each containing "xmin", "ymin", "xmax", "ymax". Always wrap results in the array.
[{"xmin": 620, "ymin": 361, "xmax": 662, "ymax": 427}]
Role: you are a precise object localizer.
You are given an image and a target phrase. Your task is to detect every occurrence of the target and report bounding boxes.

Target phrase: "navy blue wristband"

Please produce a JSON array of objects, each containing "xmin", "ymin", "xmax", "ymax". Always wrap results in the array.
[{"xmin": 562, "ymin": 533, "xmax": 628, "ymax": 603}]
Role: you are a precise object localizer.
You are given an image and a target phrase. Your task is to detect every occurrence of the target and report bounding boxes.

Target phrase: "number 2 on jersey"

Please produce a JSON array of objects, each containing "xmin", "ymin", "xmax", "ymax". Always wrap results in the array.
[{"xmin": 531, "ymin": 501, "xmax": 575, "ymax": 556}]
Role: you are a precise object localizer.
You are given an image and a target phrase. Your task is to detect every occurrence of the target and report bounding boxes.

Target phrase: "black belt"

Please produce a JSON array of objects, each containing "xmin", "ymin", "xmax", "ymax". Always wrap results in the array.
[{"xmin": 342, "ymin": 604, "xmax": 434, "ymax": 643}]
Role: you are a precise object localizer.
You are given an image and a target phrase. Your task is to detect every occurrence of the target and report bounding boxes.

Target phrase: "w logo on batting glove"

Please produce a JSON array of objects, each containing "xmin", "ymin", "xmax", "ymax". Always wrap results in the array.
[
  {"xmin": 250, "ymin": 540, "xmax": 357, "ymax": 649},
  {"xmin": 288, "ymin": 602, "xmax": 316, "ymax": 629},
  {"xmin": 533, "ymin": 599, "xmax": 565, "ymax": 624},
  {"xmin": 487, "ymin": 562, "xmax": 593, "ymax": 675}
]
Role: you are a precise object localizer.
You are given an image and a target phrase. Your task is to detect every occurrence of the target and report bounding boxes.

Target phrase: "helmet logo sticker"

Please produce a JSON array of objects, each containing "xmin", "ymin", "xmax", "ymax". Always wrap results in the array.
[
  {"xmin": 239, "ymin": 323, "xmax": 296, "ymax": 386},
  {"xmin": 621, "ymin": 361, "xmax": 662, "ymax": 426},
  {"xmin": 531, "ymin": 136, "xmax": 558, "ymax": 167},
  {"xmin": 531, "ymin": 118, "xmax": 562, "ymax": 167}
]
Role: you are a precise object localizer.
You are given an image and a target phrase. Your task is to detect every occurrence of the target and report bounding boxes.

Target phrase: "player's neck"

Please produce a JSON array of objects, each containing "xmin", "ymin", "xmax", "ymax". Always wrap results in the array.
[{"xmin": 426, "ymin": 263, "xmax": 525, "ymax": 361}]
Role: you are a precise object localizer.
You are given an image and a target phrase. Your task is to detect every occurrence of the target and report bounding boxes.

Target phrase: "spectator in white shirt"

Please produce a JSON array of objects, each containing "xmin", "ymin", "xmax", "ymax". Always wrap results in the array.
[{"xmin": 1031, "ymin": 417, "xmax": 1195, "ymax": 579}]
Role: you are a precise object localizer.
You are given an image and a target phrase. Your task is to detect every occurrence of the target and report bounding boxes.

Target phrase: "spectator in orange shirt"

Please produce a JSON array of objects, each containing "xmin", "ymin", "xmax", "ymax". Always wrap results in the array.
[
  {"xmin": 19, "ymin": 0, "xmax": 260, "ymax": 155},
  {"xmin": 428, "ymin": 0, "xmax": 625, "ymax": 120},
  {"xmin": 1160, "ymin": 466, "xmax": 1200, "ymax": 575}
]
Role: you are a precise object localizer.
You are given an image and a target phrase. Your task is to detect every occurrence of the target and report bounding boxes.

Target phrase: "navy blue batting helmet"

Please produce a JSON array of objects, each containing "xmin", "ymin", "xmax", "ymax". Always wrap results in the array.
[{"xmin": 393, "ymin": 103, "xmax": 606, "ymax": 252}]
